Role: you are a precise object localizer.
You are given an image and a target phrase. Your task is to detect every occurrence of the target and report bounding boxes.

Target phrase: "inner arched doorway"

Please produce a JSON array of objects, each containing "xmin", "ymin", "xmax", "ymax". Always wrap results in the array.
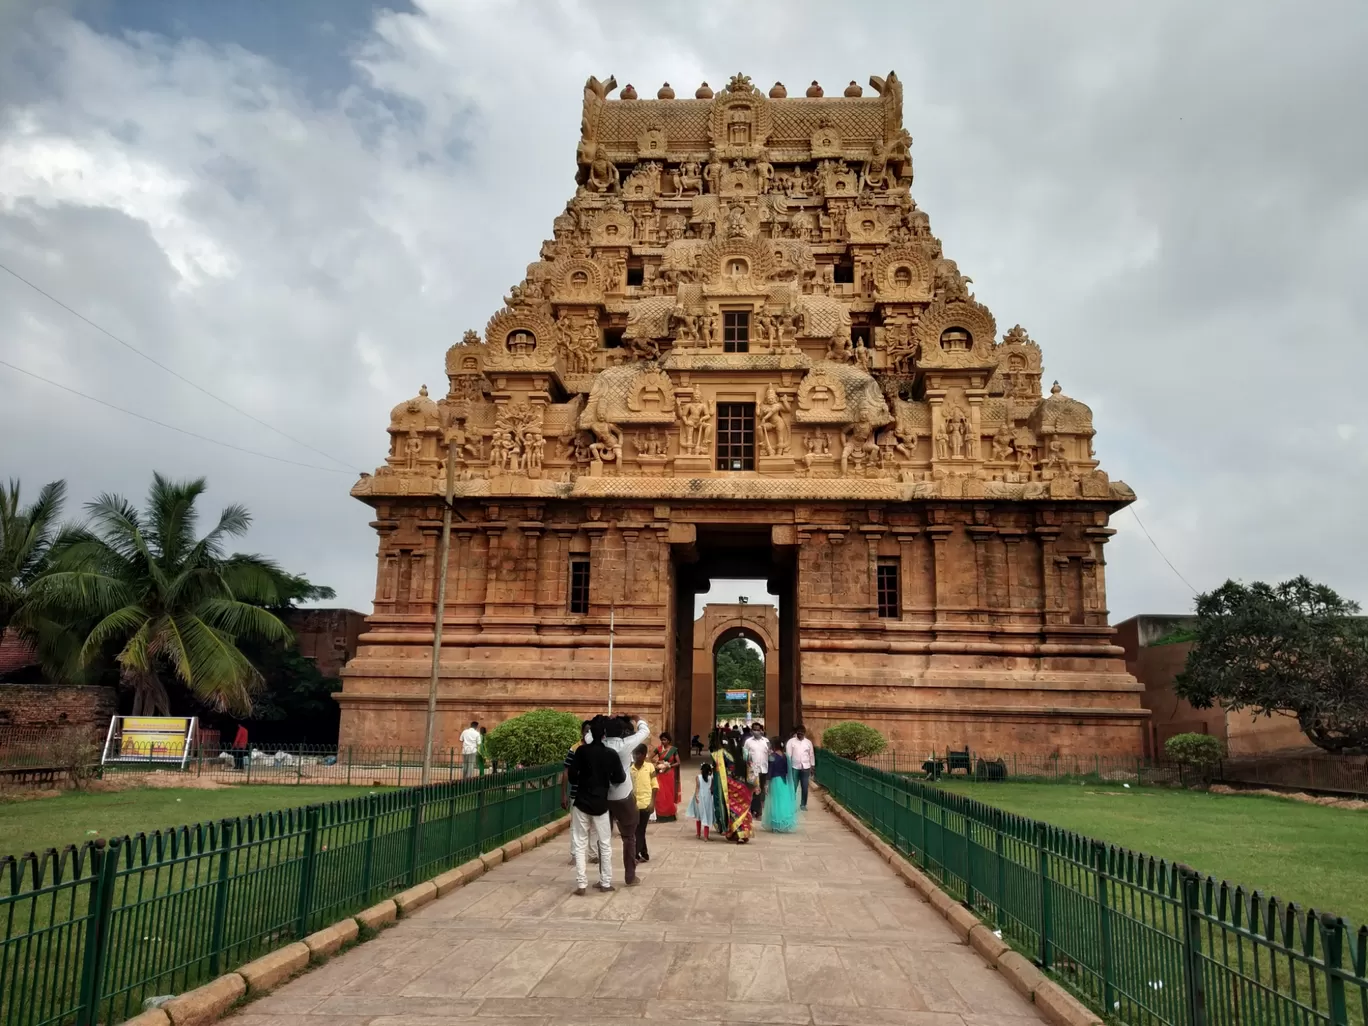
[{"xmin": 691, "ymin": 603, "xmax": 780, "ymax": 737}]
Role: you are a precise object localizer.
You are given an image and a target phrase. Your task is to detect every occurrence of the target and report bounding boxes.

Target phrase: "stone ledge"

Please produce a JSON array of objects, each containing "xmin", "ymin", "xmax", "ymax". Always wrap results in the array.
[
  {"xmin": 500, "ymin": 838, "xmax": 524, "ymax": 860},
  {"xmin": 393, "ymin": 881, "xmax": 438, "ymax": 915},
  {"xmin": 355, "ymin": 899, "xmax": 398, "ymax": 930},
  {"xmin": 819, "ymin": 792, "xmax": 1104, "ymax": 1026},
  {"xmin": 480, "ymin": 849, "xmax": 504, "ymax": 871},
  {"xmin": 161, "ymin": 973, "xmax": 246, "ymax": 1026},
  {"xmin": 237, "ymin": 942, "xmax": 309, "ymax": 993},
  {"xmin": 121, "ymin": 1010, "xmax": 170, "ymax": 1026},
  {"xmin": 304, "ymin": 918, "xmax": 359, "ymax": 960},
  {"xmin": 1035, "ymin": 980, "xmax": 1105, "ymax": 1026}
]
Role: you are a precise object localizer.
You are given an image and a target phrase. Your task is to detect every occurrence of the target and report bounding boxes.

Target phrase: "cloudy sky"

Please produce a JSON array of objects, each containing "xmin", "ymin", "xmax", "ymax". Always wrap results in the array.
[{"xmin": 2, "ymin": 0, "xmax": 1366, "ymax": 622}]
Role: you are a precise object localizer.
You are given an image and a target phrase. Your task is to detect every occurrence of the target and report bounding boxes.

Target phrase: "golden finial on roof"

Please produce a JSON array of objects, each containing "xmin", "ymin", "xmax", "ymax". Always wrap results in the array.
[
  {"xmin": 657, "ymin": 82, "xmax": 675, "ymax": 99},
  {"xmin": 769, "ymin": 81, "xmax": 787, "ymax": 98},
  {"xmin": 806, "ymin": 80, "xmax": 823, "ymax": 97},
  {"xmin": 696, "ymin": 82, "xmax": 713, "ymax": 99},
  {"xmin": 844, "ymin": 80, "xmax": 863, "ymax": 97},
  {"xmin": 620, "ymin": 84, "xmax": 638, "ymax": 100}
]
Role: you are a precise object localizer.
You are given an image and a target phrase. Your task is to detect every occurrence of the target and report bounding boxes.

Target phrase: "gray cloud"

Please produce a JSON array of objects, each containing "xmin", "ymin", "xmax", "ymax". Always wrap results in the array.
[{"xmin": 2, "ymin": 0, "xmax": 1366, "ymax": 618}]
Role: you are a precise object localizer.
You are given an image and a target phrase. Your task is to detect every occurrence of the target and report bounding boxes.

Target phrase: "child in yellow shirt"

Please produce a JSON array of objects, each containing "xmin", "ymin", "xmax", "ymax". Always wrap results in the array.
[{"xmin": 629, "ymin": 744, "xmax": 658, "ymax": 863}]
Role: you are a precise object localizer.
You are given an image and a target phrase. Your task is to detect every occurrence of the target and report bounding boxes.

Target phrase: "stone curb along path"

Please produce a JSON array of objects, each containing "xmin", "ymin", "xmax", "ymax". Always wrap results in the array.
[
  {"xmin": 118, "ymin": 816, "xmax": 571, "ymax": 1026},
  {"xmin": 820, "ymin": 792, "xmax": 1104, "ymax": 1026}
]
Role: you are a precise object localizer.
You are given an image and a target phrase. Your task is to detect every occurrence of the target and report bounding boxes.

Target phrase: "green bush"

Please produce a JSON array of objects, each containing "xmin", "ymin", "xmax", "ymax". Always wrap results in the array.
[
  {"xmin": 822, "ymin": 721, "xmax": 888, "ymax": 761},
  {"xmin": 483, "ymin": 709, "xmax": 583, "ymax": 767},
  {"xmin": 1164, "ymin": 732, "xmax": 1224, "ymax": 770}
]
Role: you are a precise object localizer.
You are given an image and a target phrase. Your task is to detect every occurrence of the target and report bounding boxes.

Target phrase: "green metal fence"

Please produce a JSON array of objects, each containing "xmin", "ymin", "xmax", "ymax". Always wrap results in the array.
[
  {"xmin": 0, "ymin": 764, "xmax": 564, "ymax": 1026},
  {"xmin": 817, "ymin": 751, "xmax": 1368, "ymax": 1026}
]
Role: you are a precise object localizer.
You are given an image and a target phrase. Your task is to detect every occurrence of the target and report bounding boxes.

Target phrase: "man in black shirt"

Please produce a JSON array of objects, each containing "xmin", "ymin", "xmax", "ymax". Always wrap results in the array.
[{"xmin": 567, "ymin": 715, "xmax": 625, "ymax": 894}]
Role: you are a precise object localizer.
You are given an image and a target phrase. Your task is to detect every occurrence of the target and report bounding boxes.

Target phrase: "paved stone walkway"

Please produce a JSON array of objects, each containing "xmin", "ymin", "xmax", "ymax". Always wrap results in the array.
[{"xmin": 229, "ymin": 798, "xmax": 1046, "ymax": 1026}]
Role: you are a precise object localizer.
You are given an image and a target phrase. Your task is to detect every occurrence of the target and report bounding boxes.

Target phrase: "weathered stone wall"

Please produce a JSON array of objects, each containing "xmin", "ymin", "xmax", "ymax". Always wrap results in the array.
[
  {"xmin": 337, "ymin": 497, "xmax": 1145, "ymax": 755},
  {"xmin": 0, "ymin": 684, "xmax": 118, "ymax": 736},
  {"xmin": 283, "ymin": 608, "xmax": 366, "ymax": 678}
]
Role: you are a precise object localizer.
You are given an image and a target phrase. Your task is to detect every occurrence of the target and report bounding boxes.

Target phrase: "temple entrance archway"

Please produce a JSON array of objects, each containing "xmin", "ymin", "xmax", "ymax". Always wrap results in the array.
[
  {"xmin": 693, "ymin": 605, "xmax": 780, "ymax": 737},
  {"xmin": 670, "ymin": 526, "xmax": 798, "ymax": 747}
]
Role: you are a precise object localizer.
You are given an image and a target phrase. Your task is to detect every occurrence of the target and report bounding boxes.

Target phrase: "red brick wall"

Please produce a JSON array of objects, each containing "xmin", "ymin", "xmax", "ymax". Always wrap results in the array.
[
  {"xmin": 0, "ymin": 684, "xmax": 118, "ymax": 736},
  {"xmin": 283, "ymin": 608, "xmax": 366, "ymax": 678}
]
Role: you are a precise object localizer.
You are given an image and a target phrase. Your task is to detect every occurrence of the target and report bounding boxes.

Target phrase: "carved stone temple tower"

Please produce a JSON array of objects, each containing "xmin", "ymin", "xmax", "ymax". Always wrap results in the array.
[{"xmin": 338, "ymin": 72, "xmax": 1147, "ymax": 756}]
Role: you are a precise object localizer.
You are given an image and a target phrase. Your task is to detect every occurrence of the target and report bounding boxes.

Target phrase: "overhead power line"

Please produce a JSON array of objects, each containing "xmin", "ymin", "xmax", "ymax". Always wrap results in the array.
[
  {"xmin": 0, "ymin": 358, "xmax": 355, "ymax": 476},
  {"xmin": 0, "ymin": 260, "xmax": 361, "ymax": 472},
  {"xmin": 1127, "ymin": 505, "xmax": 1198, "ymax": 595}
]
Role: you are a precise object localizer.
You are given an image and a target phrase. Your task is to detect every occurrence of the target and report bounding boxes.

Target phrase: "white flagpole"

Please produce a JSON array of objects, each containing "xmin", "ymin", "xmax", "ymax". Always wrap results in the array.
[{"xmin": 607, "ymin": 603, "xmax": 615, "ymax": 715}]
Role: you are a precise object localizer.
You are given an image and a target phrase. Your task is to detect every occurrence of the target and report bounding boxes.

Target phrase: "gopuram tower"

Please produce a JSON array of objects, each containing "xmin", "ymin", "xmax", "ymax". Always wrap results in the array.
[{"xmin": 339, "ymin": 73, "xmax": 1147, "ymax": 756}]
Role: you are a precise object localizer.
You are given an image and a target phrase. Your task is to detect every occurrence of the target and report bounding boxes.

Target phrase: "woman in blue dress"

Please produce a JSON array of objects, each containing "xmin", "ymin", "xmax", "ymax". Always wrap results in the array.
[{"xmin": 762, "ymin": 736, "xmax": 799, "ymax": 833}]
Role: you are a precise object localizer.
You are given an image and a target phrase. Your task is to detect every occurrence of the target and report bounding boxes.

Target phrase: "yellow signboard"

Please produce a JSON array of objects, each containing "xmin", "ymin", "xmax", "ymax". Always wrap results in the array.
[{"xmin": 118, "ymin": 717, "xmax": 193, "ymax": 758}]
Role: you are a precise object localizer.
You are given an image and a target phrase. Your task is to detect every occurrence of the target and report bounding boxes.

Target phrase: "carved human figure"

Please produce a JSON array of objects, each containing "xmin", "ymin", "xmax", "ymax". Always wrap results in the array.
[
  {"xmin": 861, "ymin": 136, "xmax": 897, "ymax": 192},
  {"xmin": 1044, "ymin": 437, "xmax": 1069, "ymax": 472},
  {"xmin": 991, "ymin": 423, "xmax": 1014, "ymax": 462},
  {"xmin": 878, "ymin": 427, "xmax": 914, "ymax": 461},
  {"xmin": 585, "ymin": 151, "xmax": 620, "ymax": 193},
  {"xmin": 758, "ymin": 388, "xmax": 792, "ymax": 457},
  {"xmin": 525, "ymin": 428, "xmax": 544, "ymax": 472},
  {"xmin": 840, "ymin": 420, "xmax": 881, "ymax": 475},
  {"xmin": 1015, "ymin": 441, "xmax": 1035, "ymax": 475},
  {"xmin": 755, "ymin": 158, "xmax": 774, "ymax": 194},
  {"xmin": 934, "ymin": 424, "xmax": 950, "ymax": 461},
  {"xmin": 724, "ymin": 205, "xmax": 747, "ymax": 239},
  {"xmin": 676, "ymin": 395, "xmax": 713, "ymax": 455},
  {"xmin": 403, "ymin": 434, "xmax": 423, "ymax": 471}
]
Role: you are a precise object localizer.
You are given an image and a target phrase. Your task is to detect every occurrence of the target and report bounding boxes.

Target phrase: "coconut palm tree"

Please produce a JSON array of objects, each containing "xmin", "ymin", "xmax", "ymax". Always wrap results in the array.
[
  {"xmin": 27, "ymin": 474, "xmax": 301, "ymax": 715},
  {"xmin": 0, "ymin": 478, "xmax": 69, "ymax": 652}
]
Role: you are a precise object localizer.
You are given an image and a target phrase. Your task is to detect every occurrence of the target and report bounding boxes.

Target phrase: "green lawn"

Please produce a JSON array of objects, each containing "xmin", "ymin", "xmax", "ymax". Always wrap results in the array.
[
  {"xmin": 0, "ymin": 784, "xmax": 388, "ymax": 859},
  {"xmin": 935, "ymin": 780, "xmax": 1368, "ymax": 926}
]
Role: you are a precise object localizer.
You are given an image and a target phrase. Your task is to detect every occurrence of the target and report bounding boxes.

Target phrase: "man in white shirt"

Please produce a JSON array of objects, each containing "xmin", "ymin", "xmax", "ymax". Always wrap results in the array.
[
  {"xmin": 460, "ymin": 720, "xmax": 482, "ymax": 778},
  {"xmin": 742, "ymin": 724, "xmax": 770, "ymax": 796},
  {"xmin": 603, "ymin": 714, "xmax": 650, "ymax": 885},
  {"xmin": 785, "ymin": 725, "xmax": 815, "ymax": 810}
]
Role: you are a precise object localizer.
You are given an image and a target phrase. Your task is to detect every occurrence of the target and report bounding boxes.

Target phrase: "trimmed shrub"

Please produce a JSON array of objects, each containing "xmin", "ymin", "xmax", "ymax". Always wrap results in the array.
[
  {"xmin": 1164, "ymin": 732, "xmax": 1224, "ymax": 771},
  {"xmin": 822, "ymin": 721, "xmax": 888, "ymax": 761},
  {"xmin": 483, "ymin": 709, "xmax": 583, "ymax": 767}
]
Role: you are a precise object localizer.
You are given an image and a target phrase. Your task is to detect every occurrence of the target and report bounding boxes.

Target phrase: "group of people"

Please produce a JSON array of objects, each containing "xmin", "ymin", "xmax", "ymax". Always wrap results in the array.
[
  {"xmin": 562, "ymin": 715, "xmax": 816, "ymax": 894},
  {"xmin": 690, "ymin": 723, "xmax": 815, "ymax": 843},
  {"xmin": 562, "ymin": 716, "xmax": 683, "ymax": 895}
]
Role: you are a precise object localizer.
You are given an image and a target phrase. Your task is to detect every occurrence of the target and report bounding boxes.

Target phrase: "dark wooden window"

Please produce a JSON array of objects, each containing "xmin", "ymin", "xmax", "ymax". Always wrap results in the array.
[
  {"xmin": 723, "ymin": 311, "xmax": 750, "ymax": 353},
  {"xmin": 569, "ymin": 559, "xmax": 590, "ymax": 614},
  {"xmin": 834, "ymin": 259, "xmax": 855, "ymax": 284},
  {"xmin": 715, "ymin": 402, "xmax": 756, "ymax": 471},
  {"xmin": 877, "ymin": 558, "xmax": 900, "ymax": 618}
]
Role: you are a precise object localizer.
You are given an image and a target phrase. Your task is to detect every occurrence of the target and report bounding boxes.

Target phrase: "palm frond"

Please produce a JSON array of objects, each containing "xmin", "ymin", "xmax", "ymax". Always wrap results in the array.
[
  {"xmin": 81, "ymin": 605, "xmax": 151, "ymax": 666},
  {"xmin": 219, "ymin": 554, "xmax": 291, "ymax": 605},
  {"xmin": 116, "ymin": 618, "xmax": 154, "ymax": 675},
  {"xmin": 148, "ymin": 474, "xmax": 207, "ymax": 566},
  {"xmin": 165, "ymin": 613, "xmax": 262, "ymax": 714},
  {"xmin": 26, "ymin": 570, "xmax": 134, "ymax": 619},
  {"xmin": 198, "ymin": 597, "xmax": 293, "ymax": 643}
]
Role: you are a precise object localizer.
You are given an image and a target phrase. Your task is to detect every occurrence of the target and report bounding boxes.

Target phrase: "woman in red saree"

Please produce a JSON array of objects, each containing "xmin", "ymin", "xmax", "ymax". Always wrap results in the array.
[
  {"xmin": 712, "ymin": 741, "xmax": 754, "ymax": 843},
  {"xmin": 652, "ymin": 732, "xmax": 682, "ymax": 821}
]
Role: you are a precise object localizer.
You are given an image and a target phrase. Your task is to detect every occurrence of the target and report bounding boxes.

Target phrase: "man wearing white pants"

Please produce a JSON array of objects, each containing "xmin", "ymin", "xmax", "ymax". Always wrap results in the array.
[{"xmin": 566, "ymin": 716, "xmax": 625, "ymax": 894}]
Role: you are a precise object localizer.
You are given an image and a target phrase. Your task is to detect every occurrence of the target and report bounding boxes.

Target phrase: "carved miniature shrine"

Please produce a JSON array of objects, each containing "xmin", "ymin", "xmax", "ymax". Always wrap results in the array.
[{"xmin": 337, "ymin": 73, "xmax": 1148, "ymax": 756}]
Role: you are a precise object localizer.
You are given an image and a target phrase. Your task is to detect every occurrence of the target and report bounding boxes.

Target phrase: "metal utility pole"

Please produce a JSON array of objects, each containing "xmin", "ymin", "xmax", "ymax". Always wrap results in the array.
[
  {"xmin": 607, "ymin": 604, "xmax": 616, "ymax": 714},
  {"xmin": 421, "ymin": 441, "xmax": 457, "ymax": 785}
]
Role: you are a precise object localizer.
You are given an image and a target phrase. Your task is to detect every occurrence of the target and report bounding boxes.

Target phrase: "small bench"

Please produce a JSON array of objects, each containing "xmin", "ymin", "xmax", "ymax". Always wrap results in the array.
[{"xmin": 946, "ymin": 748, "xmax": 973, "ymax": 775}]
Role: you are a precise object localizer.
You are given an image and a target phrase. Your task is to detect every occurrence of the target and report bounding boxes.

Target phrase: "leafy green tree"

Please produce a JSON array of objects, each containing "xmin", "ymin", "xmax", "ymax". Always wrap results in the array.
[
  {"xmin": 27, "ymin": 474, "xmax": 303, "ymax": 716},
  {"xmin": 1176, "ymin": 576, "xmax": 1368, "ymax": 755},
  {"xmin": 0, "ymin": 479, "xmax": 71, "ymax": 671},
  {"xmin": 822, "ymin": 721, "xmax": 888, "ymax": 760},
  {"xmin": 484, "ymin": 709, "xmax": 582, "ymax": 767},
  {"xmin": 715, "ymin": 637, "xmax": 763, "ymax": 719}
]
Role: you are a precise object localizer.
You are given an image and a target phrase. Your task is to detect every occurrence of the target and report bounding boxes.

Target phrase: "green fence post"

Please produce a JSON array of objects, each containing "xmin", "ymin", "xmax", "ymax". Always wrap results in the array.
[
  {"xmin": 994, "ymin": 807, "xmax": 1006, "ymax": 929},
  {"xmin": 918, "ymin": 790, "xmax": 928, "ymax": 870},
  {"xmin": 964, "ymin": 809, "xmax": 976, "ymax": 909},
  {"xmin": 74, "ymin": 838, "xmax": 119, "ymax": 1026},
  {"xmin": 1323, "ymin": 913, "xmax": 1350, "ymax": 1026},
  {"xmin": 1093, "ymin": 840, "xmax": 1115, "ymax": 1014},
  {"xmin": 1035, "ymin": 821, "xmax": 1051, "ymax": 969},
  {"xmin": 346, "ymin": 746, "xmax": 353, "ymax": 787},
  {"xmin": 406, "ymin": 785, "xmax": 424, "ymax": 885},
  {"xmin": 295, "ymin": 805, "xmax": 321, "ymax": 938},
  {"xmin": 208, "ymin": 818, "xmax": 236, "ymax": 976},
  {"xmin": 360, "ymin": 795, "xmax": 378, "ymax": 901},
  {"xmin": 1178, "ymin": 866, "xmax": 1208, "ymax": 1026},
  {"xmin": 477, "ymin": 778, "xmax": 488, "ymax": 848},
  {"xmin": 245, "ymin": 750, "xmax": 252, "ymax": 784},
  {"xmin": 397, "ymin": 747, "xmax": 404, "ymax": 789}
]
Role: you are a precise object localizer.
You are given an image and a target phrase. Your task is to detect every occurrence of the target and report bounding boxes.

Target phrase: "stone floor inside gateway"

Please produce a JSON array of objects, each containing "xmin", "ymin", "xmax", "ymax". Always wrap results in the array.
[{"xmin": 227, "ymin": 797, "xmax": 1047, "ymax": 1026}]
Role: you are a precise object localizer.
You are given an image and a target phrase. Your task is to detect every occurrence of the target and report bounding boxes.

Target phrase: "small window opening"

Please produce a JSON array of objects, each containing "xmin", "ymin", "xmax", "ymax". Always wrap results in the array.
[
  {"xmin": 569, "ymin": 559, "xmax": 590, "ymax": 614},
  {"xmin": 877, "ymin": 558, "xmax": 900, "ymax": 618},
  {"xmin": 723, "ymin": 311, "xmax": 750, "ymax": 354}
]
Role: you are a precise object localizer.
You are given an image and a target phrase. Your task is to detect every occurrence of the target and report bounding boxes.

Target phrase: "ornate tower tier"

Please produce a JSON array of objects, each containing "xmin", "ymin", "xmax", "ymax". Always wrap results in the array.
[{"xmin": 339, "ymin": 72, "xmax": 1146, "ymax": 757}]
